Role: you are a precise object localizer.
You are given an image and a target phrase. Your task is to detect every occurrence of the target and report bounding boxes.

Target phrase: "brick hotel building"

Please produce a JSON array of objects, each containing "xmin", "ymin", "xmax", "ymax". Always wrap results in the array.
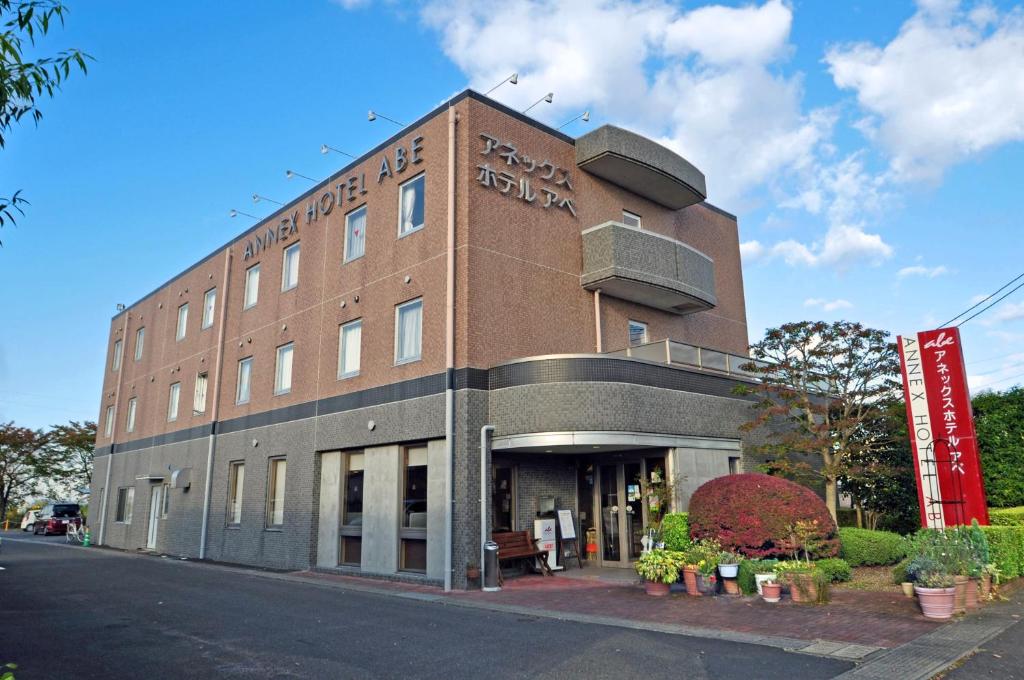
[{"xmin": 91, "ymin": 90, "xmax": 762, "ymax": 589}]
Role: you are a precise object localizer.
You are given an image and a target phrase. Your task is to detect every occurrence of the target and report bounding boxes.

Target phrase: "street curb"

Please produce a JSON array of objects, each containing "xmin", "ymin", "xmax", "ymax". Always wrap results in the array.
[{"xmin": 830, "ymin": 599, "xmax": 1022, "ymax": 680}]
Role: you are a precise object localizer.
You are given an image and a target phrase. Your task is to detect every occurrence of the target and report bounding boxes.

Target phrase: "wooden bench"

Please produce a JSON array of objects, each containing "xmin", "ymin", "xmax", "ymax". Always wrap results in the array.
[{"xmin": 493, "ymin": 531, "xmax": 552, "ymax": 585}]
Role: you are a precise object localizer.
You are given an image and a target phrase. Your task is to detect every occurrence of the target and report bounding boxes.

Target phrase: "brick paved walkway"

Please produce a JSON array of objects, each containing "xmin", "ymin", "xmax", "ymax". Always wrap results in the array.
[{"xmin": 298, "ymin": 570, "xmax": 942, "ymax": 649}]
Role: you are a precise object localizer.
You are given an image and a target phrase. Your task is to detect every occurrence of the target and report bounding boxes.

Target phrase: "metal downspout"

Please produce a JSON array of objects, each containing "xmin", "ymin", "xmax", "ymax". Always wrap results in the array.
[{"xmin": 444, "ymin": 103, "xmax": 458, "ymax": 592}]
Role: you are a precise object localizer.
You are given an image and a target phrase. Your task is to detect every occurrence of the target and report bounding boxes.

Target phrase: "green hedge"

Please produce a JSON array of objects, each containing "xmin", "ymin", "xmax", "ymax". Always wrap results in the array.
[
  {"xmin": 990, "ymin": 507, "xmax": 1024, "ymax": 527},
  {"xmin": 738, "ymin": 559, "xmax": 778, "ymax": 595},
  {"xmin": 815, "ymin": 558, "xmax": 852, "ymax": 583},
  {"xmin": 981, "ymin": 526, "xmax": 1024, "ymax": 579},
  {"xmin": 839, "ymin": 527, "xmax": 908, "ymax": 566},
  {"xmin": 661, "ymin": 512, "xmax": 690, "ymax": 552}
]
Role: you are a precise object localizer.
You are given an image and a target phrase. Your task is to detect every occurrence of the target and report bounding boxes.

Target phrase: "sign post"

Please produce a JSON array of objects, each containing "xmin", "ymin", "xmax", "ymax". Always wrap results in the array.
[{"xmin": 897, "ymin": 327, "xmax": 989, "ymax": 527}]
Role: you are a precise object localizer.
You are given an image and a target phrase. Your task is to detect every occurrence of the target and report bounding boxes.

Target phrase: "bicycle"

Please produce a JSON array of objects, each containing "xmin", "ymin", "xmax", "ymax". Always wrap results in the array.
[{"xmin": 66, "ymin": 521, "xmax": 87, "ymax": 545}]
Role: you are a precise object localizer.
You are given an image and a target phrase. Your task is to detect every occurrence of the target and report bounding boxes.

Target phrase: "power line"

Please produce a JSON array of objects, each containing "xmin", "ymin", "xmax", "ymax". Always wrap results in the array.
[
  {"xmin": 967, "ymin": 350, "xmax": 1024, "ymax": 365},
  {"xmin": 984, "ymin": 369, "xmax": 1024, "ymax": 389},
  {"xmin": 956, "ymin": 278, "xmax": 1024, "ymax": 327},
  {"xmin": 941, "ymin": 271, "xmax": 1024, "ymax": 327}
]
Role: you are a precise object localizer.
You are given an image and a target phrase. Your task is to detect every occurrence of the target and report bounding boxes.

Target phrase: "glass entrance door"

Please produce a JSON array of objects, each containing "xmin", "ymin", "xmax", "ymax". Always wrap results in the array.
[{"xmin": 598, "ymin": 462, "xmax": 647, "ymax": 566}]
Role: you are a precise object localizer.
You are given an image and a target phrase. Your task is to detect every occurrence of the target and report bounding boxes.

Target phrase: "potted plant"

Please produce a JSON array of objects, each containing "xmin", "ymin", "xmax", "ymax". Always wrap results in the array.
[
  {"xmin": 688, "ymin": 539, "xmax": 721, "ymax": 596},
  {"xmin": 775, "ymin": 560, "xmax": 826, "ymax": 604},
  {"xmin": 915, "ymin": 570, "xmax": 956, "ymax": 620},
  {"xmin": 717, "ymin": 551, "xmax": 743, "ymax": 579},
  {"xmin": 761, "ymin": 577, "xmax": 782, "ymax": 603},
  {"xmin": 634, "ymin": 549, "xmax": 682, "ymax": 597},
  {"xmin": 981, "ymin": 563, "xmax": 1001, "ymax": 599},
  {"xmin": 752, "ymin": 559, "xmax": 779, "ymax": 595}
]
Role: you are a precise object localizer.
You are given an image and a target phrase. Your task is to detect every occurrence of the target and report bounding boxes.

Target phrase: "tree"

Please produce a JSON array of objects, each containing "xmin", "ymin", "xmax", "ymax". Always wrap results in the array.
[
  {"xmin": 44, "ymin": 420, "xmax": 95, "ymax": 499},
  {"xmin": 0, "ymin": 421, "xmax": 54, "ymax": 521},
  {"xmin": 837, "ymin": 400, "xmax": 919, "ymax": 534},
  {"xmin": 736, "ymin": 321, "xmax": 902, "ymax": 522},
  {"xmin": 1, "ymin": 1, "xmax": 90, "ymax": 237},
  {"xmin": 973, "ymin": 386, "xmax": 1024, "ymax": 508}
]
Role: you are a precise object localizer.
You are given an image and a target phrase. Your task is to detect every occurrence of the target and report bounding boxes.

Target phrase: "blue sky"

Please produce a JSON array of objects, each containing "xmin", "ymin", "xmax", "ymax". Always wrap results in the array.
[{"xmin": 2, "ymin": 0, "xmax": 1023, "ymax": 429}]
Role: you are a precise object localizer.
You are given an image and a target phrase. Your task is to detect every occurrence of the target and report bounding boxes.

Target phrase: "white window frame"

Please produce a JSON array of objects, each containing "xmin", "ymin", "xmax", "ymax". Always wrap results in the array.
[
  {"xmin": 338, "ymin": 319, "xmax": 362, "ymax": 379},
  {"xmin": 398, "ymin": 173, "xmax": 425, "ymax": 238},
  {"xmin": 161, "ymin": 483, "xmax": 170, "ymax": 518},
  {"xmin": 202, "ymin": 287, "xmax": 217, "ymax": 329},
  {"xmin": 622, "ymin": 210, "xmax": 642, "ymax": 229},
  {"xmin": 344, "ymin": 205, "xmax": 367, "ymax": 263},
  {"xmin": 244, "ymin": 263, "xmax": 260, "ymax": 309},
  {"xmin": 194, "ymin": 371, "xmax": 209, "ymax": 415},
  {"xmin": 236, "ymin": 357, "xmax": 253, "ymax": 405},
  {"xmin": 104, "ymin": 405, "xmax": 114, "ymax": 437},
  {"xmin": 134, "ymin": 327, "xmax": 145, "ymax": 361},
  {"xmin": 167, "ymin": 382, "xmax": 181, "ymax": 422},
  {"xmin": 176, "ymin": 303, "xmax": 189, "ymax": 341},
  {"xmin": 628, "ymin": 320, "xmax": 649, "ymax": 347},
  {"xmin": 228, "ymin": 461, "xmax": 245, "ymax": 525},
  {"xmin": 266, "ymin": 457, "xmax": 286, "ymax": 528},
  {"xmin": 281, "ymin": 242, "xmax": 300, "ymax": 292},
  {"xmin": 111, "ymin": 339, "xmax": 123, "ymax": 372},
  {"xmin": 394, "ymin": 298, "xmax": 423, "ymax": 365},
  {"xmin": 126, "ymin": 397, "xmax": 138, "ymax": 433},
  {"xmin": 274, "ymin": 343, "xmax": 294, "ymax": 396}
]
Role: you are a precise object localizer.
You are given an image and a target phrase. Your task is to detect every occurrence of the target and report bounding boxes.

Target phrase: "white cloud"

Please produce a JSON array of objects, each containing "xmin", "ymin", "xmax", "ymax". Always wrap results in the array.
[
  {"xmin": 752, "ymin": 224, "xmax": 893, "ymax": 269},
  {"xmin": 416, "ymin": 0, "xmax": 832, "ymax": 205},
  {"xmin": 740, "ymin": 240, "xmax": 766, "ymax": 261},
  {"xmin": 804, "ymin": 297, "xmax": 854, "ymax": 312},
  {"xmin": 985, "ymin": 301, "xmax": 1024, "ymax": 325},
  {"xmin": 898, "ymin": 264, "xmax": 949, "ymax": 278},
  {"xmin": 826, "ymin": 0, "xmax": 1024, "ymax": 182}
]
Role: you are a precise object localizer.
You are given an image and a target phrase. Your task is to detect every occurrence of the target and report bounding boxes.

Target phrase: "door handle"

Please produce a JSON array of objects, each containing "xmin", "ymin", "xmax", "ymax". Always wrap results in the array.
[{"xmin": 610, "ymin": 505, "xmax": 619, "ymax": 513}]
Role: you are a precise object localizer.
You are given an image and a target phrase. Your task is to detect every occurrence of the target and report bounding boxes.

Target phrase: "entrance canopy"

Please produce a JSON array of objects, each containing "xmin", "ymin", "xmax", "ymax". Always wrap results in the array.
[{"xmin": 491, "ymin": 430, "xmax": 741, "ymax": 454}]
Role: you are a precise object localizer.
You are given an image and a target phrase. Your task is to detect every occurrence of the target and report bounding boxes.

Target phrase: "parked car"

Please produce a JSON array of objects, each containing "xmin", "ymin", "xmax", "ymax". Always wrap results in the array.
[
  {"xmin": 20, "ymin": 509, "xmax": 38, "ymax": 532},
  {"xmin": 32, "ymin": 503, "xmax": 82, "ymax": 536}
]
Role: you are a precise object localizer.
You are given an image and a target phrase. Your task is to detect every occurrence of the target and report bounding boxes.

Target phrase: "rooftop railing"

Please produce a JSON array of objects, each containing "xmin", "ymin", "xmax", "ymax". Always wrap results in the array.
[{"xmin": 605, "ymin": 339, "xmax": 765, "ymax": 379}]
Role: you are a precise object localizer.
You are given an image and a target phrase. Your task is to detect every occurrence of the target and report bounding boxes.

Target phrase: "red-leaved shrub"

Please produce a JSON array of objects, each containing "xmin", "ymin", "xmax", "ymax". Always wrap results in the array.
[{"xmin": 688, "ymin": 473, "xmax": 839, "ymax": 559}]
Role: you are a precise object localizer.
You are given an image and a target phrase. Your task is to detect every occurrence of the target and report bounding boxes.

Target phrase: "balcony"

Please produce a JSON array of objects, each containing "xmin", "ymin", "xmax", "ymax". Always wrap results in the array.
[
  {"xmin": 581, "ymin": 221, "xmax": 716, "ymax": 314},
  {"xmin": 575, "ymin": 125, "xmax": 707, "ymax": 210},
  {"xmin": 606, "ymin": 338, "xmax": 764, "ymax": 379}
]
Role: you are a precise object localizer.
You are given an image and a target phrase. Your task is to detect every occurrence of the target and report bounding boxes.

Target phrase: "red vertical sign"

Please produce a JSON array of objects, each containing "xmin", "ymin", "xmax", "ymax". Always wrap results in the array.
[{"xmin": 897, "ymin": 328, "xmax": 989, "ymax": 527}]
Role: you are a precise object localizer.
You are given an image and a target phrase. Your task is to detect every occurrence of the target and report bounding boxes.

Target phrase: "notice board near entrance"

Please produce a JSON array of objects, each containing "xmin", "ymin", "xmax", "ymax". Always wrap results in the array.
[{"xmin": 557, "ymin": 509, "xmax": 576, "ymax": 539}]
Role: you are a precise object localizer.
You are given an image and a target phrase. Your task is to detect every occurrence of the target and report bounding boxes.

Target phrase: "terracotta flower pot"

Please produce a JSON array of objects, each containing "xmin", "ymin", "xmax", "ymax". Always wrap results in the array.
[
  {"xmin": 901, "ymin": 582, "xmax": 915, "ymax": 598},
  {"xmin": 916, "ymin": 585, "xmax": 956, "ymax": 620},
  {"xmin": 723, "ymin": 578, "xmax": 741, "ymax": 596},
  {"xmin": 683, "ymin": 566, "xmax": 700, "ymax": 596},
  {"xmin": 696, "ymin": 573, "xmax": 718, "ymax": 595},
  {"xmin": 645, "ymin": 580, "xmax": 671, "ymax": 597},
  {"xmin": 953, "ymin": 575, "xmax": 968, "ymax": 615},
  {"xmin": 786, "ymin": 573, "xmax": 817, "ymax": 604},
  {"xmin": 966, "ymin": 578, "xmax": 980, "ymax": 609},
  {"xmin": 981, "ymin": 572, "xmax": 992, "ymax": 599},
  {"xmin": 761, "ymin": 582, "xmax": 782, "ymax": 602}
]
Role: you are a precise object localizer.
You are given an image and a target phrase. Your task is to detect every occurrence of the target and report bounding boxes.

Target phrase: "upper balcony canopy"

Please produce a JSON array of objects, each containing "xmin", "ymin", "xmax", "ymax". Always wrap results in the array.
[
  {"xmin": 582, "ymin": 221, "xmax": 717, "ymax": 314},
  {"xmin": 575, "ymin": 125, "xmax": 707, "ymax": 210}
]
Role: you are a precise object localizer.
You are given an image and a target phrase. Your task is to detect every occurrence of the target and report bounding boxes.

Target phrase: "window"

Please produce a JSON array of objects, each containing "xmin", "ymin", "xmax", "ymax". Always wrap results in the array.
[
  {"xmin": 400, "ymin": 446, "xmax": 428, "ymax": 572},
  {"xmin": 266, "ymin": 458, "xmax": 286, "ymax": 527},
  {"xmin": 395, "ymin": 298, "xmax": 422, "ymax": 365},
  {"xmin": 167, "ymin": 382, "xmax": 181, "ymax": 422},
  {"xmin": 344, "ymin": 206, "xmax": 367, "ymax": 262},
  {"xmin": 126, "ymin": 397, "xmax": 137, "ymax": 433},
  {"xmin": 628, "ymin": 320, "xmax": 649, "ymax": 347},
  {"xmin": 194, "ymin": 372, "xmax": 208, "ymax": 414},
  {"xmin": 134, "ymin": 327, "xmax": 145, "ymax": 361},
  {"xmin": 622, "ymin": 210, "xmax": 642, "ymax": 229},
  {"xmin": 282, "ymin": 242, "xmax": 300, "ymax": 291},
  {"xmin": 236, "ymin": 357, "xmax": 253, "ymax": 405},
  {"xmin": 115, "ymin": 487, "xmax": 134, "ymax": 524},
  {"xmin": 161, "ymin": 483, "xmax": 170, "ymax": 518},
  {"xmin": 228, "ymin": 461, "xmax": 244, "ymax": 525},
  {"xmin": 104, "ymin": 405, "xmax": 114, "ymax": 437},
  {"xmin": 202, "ymin": 287, "xmax": 217, "ymax": 329},
  {"xmin": 341, "ymin": 452, "xmax": 364, "ymax": 566},
  {"xmin": 244, "ymin": 264, "xmax": 260, "ymax": 309},
  {"xmin": 338, "ymin": 320, "xmax": 362, "ymax": 379},
  {"xmin": 275, "ymin": 343, "xmax": 294, "ymax": 395},
  {"xmin": 111, "ymin": 339, "xmax": 123, "ymax": 371},
  {"xmin": 176, "ymin": 303, "xmax": 189, "ymax": 341},
  {"xmin": 398, "ymin": 174, "xmax": 425, "ymax": 237}
]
